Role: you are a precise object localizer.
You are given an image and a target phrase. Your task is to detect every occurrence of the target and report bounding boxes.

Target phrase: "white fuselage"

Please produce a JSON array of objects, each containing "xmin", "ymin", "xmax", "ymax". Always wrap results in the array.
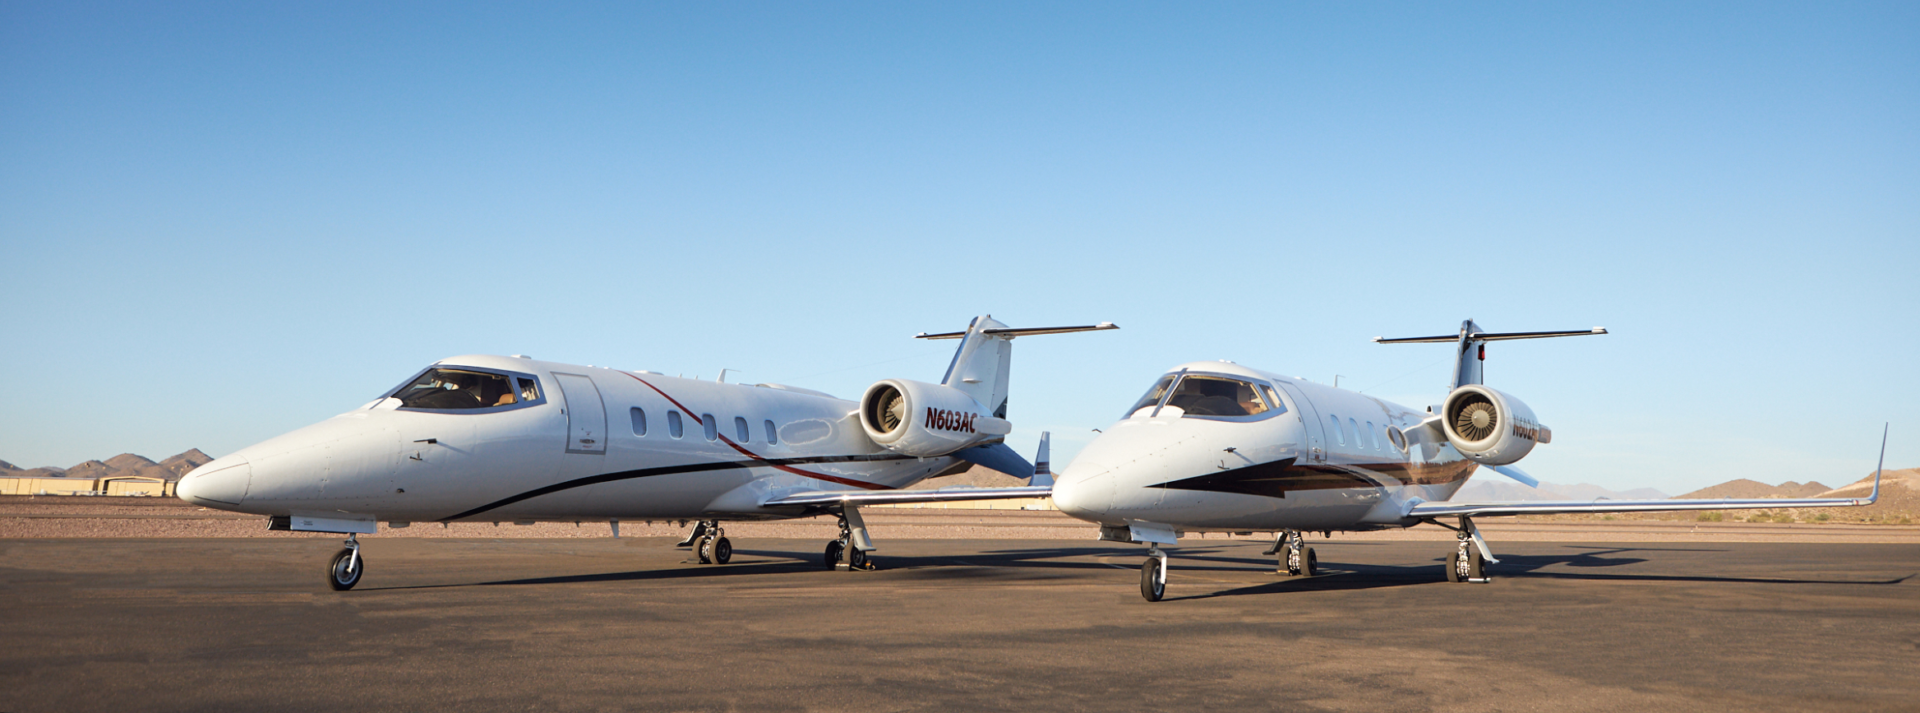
[
  {"xmin": 1053, "ymin": 361, "xmax": 1475, "ymax": 533},
  {"xmin": 178, "ymin": 355, "xmax": 966, "ymax": 524}
]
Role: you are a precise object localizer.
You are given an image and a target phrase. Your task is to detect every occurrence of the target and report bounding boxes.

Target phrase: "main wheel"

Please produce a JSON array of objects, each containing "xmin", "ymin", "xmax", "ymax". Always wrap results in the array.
[
  {"xmin": 1467, "ymin": 547, "xmax": 1485, "ymax": 580},
  {"xmin": 1446, "ymin": 550, "xmax": 1464, "ymax": 583},
  {"xmin": 848, "ymin": 547, "xmax": 869, "ymax": 570},
  {"xmin": 711, "ymin": 537, "xmax": 732, "ymax": 565},
  {"xmin": 696, "ymin": 536, "xmax": 715, "ymax": 564},
  {"xmin": 327, "ymin": 548, "xmax": 363, "ymax": 591},
  {"xmin": 1140, "ymin": 558, "xmax": 1165, "ymax": 601},
  {"xmin": 1301, "ymin": 547, "xmax": 1318, "ymax": 577},
  {"xmin": 823, "ymin": 540, "xmax": 843, "ymax": 569}
]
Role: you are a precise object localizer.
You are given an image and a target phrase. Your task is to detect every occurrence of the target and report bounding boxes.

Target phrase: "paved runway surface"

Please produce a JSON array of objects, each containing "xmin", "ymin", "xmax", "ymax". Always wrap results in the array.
[{"xmin": 3, "ymin": 537, "xmax": 1916, "ymax": 712}]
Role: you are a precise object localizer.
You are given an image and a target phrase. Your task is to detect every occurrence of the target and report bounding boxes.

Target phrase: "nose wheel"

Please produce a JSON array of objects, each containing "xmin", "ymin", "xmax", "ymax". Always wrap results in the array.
[
  {"xmin": 326, "ymin": 534, "xmax": 363, "ymax": 591},
  {"xmin": 1139, "ymin": 544, "xmax": 1169, "ymax": 602}
]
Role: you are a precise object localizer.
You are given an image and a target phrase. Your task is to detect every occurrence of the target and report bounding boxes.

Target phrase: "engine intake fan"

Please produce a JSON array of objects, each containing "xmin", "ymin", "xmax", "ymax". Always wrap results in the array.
[{"xmin": 1439, "ymin": 384, "xmax": 1548, "ymax": 466}]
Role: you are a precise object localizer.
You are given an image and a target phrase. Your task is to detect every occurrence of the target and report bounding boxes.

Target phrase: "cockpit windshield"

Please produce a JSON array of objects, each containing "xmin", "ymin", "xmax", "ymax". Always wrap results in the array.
[
  {"xmin": 1125, "ymin": 375, "xmax": 1178, "ymax": 417},
  {"xmin": 391, "ymin": 368, "xmax": 522, "ymax": 410},
  {"xmin": 1163, "ymin": 375, "xmax": 1274, "ymax": 418}
]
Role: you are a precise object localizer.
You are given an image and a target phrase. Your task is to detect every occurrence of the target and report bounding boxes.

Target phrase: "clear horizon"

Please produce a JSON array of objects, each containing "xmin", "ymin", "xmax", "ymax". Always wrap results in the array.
[{"xmin": 4, "ymin": 3, "xmax": 1915, "ymax": 493}]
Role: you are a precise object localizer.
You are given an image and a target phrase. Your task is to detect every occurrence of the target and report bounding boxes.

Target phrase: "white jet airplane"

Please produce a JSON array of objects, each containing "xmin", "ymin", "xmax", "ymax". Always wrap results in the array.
[
  {"xmin": 177, "ymin": 315, "xmax": 1112, "ymax": 590},
  {"xmin": 1050, "ymin": 320, "xmax": 1887, "ymax": 601}
]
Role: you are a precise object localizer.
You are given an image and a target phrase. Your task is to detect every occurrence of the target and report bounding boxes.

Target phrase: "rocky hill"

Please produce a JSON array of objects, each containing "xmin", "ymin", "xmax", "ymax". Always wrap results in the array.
[{"xmin": 0, "ymin": 450, "xmax": 212, "ymax": 482}]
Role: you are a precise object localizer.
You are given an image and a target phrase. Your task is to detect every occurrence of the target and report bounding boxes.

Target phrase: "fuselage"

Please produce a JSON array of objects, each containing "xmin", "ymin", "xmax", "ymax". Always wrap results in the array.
[
  {"xmin": 1053, "ymin": 361, "xmax": 1476, "ymax": 533},
  {"xmin": 177, "ymin": 355, "xmax": 966, "ymax": 524}
]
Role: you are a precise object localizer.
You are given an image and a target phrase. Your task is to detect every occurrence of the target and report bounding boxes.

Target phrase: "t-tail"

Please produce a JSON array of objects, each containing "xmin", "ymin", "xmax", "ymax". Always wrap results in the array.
[
  {"xmin": 1375, "ymin": 319, "xmax": 1609, "ymax": 390},
  {"xmin": 917, "ymin": 315, "xmax": 1117, "ymax": 419}
]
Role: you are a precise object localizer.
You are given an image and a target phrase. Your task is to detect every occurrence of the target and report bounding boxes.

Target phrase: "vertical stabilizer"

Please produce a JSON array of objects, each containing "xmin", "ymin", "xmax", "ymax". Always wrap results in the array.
[
  {"xmin": 941, "ymin": 315, "xmax": 1015, "ymax": 417},
  {"xmin": 1031, "ymin": 432, "xmax": 1053, "ymax": 488}
]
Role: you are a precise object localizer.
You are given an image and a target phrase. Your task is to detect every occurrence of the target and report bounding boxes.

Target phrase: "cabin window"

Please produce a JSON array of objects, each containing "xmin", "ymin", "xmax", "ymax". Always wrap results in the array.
[
  {"xmin": 1329, "ymin": 415, "xmax": 1344, "ymax": 445},
  {"xmin": 668, "ymin": 411, "xmax": 684, "ymax": 439},
  {"xmin": 630, "ymin": 408, "xmax": 647, "ymax": 436},
  {"xmin": 392, "ymin": 369, "xmax": 520, "ymax": 410},
  {"xmin": 1163, "ymin": 375, "xmax": 1272, "ymax": 417},
  {"xmin": 1346, "ymin": 418, "xmax": 1360, "ymax": 447},
  {"xmin": 764, "ymin": 420, "xmax": 778, "ymax": 445},
  {"xmin": 1127, "ymin": 375, "xmax": 1178, "ymax": 417},
  {"xmin": 735, "ymin": 417, "xmax": 750, "ymax": 442},
  {"xmin": 702, "ymin": 414, "xmax": 718, "ymax": 442},
  {"xmin": 1365, "ymin": 421, "xmax": 1379, "ymax": 449}
]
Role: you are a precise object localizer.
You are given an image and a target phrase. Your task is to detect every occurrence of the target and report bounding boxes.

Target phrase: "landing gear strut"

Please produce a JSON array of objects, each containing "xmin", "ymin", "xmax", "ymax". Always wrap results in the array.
[
  {"xmin": 1277, "ymin": 530, "xmax": 1317, "ymax": 577},
  {"xmin": 1139, "ymin": 544, "xmax": 1169, "ymax": 602},
  {"xmin": 822, "ymin": 507, "xmax": 875, "ymax": 570},
  {"xmin": 692, "ymin": 521, "xmax": 731, "ymax": 565},
  {"xmin": 327, "ymin": 534, "xmax": 363, "ymax": 591},
  {"xmin": 1443, "ymin": 516, "xmax": 1493, "ymax": 583},
  {"xmin": 676, "ymin": 520, "xmax": 710, "ymax": 548}
]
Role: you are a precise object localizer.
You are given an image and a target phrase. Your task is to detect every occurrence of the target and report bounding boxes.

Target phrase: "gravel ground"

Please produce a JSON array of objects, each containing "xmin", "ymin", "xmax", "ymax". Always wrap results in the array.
[{"xmin": 4, "ymin": 495, "xmax": 1918, "ymax": 543}]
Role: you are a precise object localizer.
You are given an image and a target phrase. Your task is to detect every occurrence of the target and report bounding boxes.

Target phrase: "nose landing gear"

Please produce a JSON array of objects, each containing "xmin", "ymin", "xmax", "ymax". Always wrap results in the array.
[
  {"xmin": 1139, "ymin": 543, "xmax": 1169, "ymax": 601},
  {"xmin": 327, "ymin": 534, "xmax": 363, "ymax": 591}
]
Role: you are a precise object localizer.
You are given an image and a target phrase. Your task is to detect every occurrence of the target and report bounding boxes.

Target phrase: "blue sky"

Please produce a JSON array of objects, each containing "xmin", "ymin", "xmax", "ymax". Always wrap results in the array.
[{"xmin": 3, "ymin": 2, "xmax": 1914, "ymax": 492}]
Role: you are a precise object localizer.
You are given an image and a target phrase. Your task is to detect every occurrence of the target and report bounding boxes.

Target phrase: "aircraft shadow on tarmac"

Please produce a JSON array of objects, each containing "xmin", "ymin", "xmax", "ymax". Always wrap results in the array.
[{"xmin": 364, "ymin": 543, "xmax": 1913, "ymax": 594}]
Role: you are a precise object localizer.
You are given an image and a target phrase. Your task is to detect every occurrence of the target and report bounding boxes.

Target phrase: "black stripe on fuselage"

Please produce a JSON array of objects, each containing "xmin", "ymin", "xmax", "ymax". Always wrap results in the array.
[
  {"xmin": 1148, "ymin": 457, "xmax": 1476, "ymax": 499},
  {"xmin": 437, "ymin": 453, "xmax": 920, "ymax": 522}
]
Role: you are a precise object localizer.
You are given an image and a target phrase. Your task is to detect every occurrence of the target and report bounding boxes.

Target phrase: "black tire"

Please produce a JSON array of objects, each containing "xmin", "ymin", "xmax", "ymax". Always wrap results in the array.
[
  {"xmin": 327, "ymin": 548, "xmax": 362, "ymax": 591},
  {"xmin": 1140, "ymin": 558, "xmax": 1165, "ymax": 602},
  {"xmin": 1446, "ymin": 550, "xmax": 1463, "ymax": 583},
  {"xmin": 823, "ymin": 540, "xmax": 843, "ymax": 569},
  {"xmin": 1468, "ymin": 548, "xmax": 1485, "ymax": 580},
  {"xmin": 712, "ymin": 537, "xmax": 732, "ymax": 565},
  {"xmin": 1301, "ymin": 547, "xmax": 1318, "ymax": 577},
  {"xmin": 848, "ymin": 547, "xmax": 869, "ymax": 570},
  {"xmin": 697, "ymin": 536, "xmax": 714, "ymax": 564}
]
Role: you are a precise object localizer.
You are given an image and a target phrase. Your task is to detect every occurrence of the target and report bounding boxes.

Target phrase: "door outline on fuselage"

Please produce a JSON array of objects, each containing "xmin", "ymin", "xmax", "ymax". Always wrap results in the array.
[
  {"xmin": 551, "ymin": 373, "xmax": 609, "ymax": 456},
  {"xmin": 1271, "ymin": 381, "xmax": 1327, "ymax": 463}
]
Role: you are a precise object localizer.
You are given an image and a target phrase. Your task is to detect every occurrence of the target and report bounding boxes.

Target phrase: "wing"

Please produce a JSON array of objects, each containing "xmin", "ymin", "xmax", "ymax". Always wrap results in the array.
[
  {"xmin": 763, "ymin": 486, "xmax": 1051, "ymax": 508},
  {"xmin": 1408, "ymin": 494, "xmax": 1876, "ymax": 519},
  {"xmin": 1412, "ymin": 425, "xmax": 1887, "ymax": 519}
]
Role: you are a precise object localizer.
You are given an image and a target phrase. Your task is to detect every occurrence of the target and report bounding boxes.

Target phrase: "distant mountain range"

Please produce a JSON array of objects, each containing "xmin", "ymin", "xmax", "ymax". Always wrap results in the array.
[
  {"xmin": 1454, "ymin": 479, "xmax": 1669, "ymax": 502},
  {"xmin": 0, "ymin": 450, "xmax": 212, "ymax": 482}
]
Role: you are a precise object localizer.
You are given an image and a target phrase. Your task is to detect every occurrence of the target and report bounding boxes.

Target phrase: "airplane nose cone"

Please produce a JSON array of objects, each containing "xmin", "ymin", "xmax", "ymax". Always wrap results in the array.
[
  {"xmin": 177, "ymin": 455, "xmax": 252, "ymax": 508},
  {"xmin": 1051, "ymin": 465, "xmax": 1109, "ymax": 522}
]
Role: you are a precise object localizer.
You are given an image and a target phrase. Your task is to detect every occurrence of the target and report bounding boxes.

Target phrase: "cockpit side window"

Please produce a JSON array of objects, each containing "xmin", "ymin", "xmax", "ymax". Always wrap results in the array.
[
  {"xmin": 391, "ymin": 369, "xmax": 520, "ymax": 409},
  {"xmin": 516, "ymin": 377, "xmax": 540, "ymax": 403},
  {"xmin": 1126, "ymin": 375, "xmax": 1178, "ymax": 417},
  {"xmin": 1164, "ymin": 375, "xmax": 1272, "ymax": 418}
]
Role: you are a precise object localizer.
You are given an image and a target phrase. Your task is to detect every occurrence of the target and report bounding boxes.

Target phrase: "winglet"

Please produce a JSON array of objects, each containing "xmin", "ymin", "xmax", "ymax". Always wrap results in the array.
[
  {"xmin": 1865, "ymin": 423, "xmax": 1888, "ymax": 505},
  {"xmin": 1031, "ymin": 432, "xmax": 1054, "ymax": 488}
]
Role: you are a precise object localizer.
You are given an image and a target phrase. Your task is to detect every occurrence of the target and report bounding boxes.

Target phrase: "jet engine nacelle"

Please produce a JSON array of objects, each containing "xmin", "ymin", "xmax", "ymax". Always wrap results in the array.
[
  {"xmin": 1440, "ymin": 384, "xmax": 1551, "ymax": 466},
  {"xmin": 859, "ymin": 379, "xmax": 1012, "ymax": 457}
]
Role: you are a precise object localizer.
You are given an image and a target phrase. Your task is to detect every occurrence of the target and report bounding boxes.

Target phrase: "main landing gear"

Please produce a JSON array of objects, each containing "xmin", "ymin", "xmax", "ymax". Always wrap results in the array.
[
  {"xmin": 822, "ymin": 507, "xmax": 875, "ymax": 571},
  {"xmin": 685, "ymin": 520, "xmax": 732, "ymax": 565},
  {"xmin": 1441, "ymin": 516, "xmax": 1493, "ymax": 583},
  {"xmin": 327, "ymin": 534, "xmax": 363, "ymax": 591},
  {"xmin": 1272, "ymin": 530, "xmax": 1317, "ymax": 577}
]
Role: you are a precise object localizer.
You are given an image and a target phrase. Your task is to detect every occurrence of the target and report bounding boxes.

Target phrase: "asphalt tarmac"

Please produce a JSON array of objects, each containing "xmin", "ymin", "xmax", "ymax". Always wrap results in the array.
[{"xmin": 2, "ymin": 537, "xmax": 1915, "ymax": 712}]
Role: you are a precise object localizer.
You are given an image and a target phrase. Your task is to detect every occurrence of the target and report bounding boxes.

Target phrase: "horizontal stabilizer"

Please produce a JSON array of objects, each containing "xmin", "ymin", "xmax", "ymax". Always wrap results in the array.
[
  {"xmin": 1374, "ymin": 328, "xmax": 1607, "ymax": 344},
  {"xmin": 952, "ymin": 442, "xmax": 1035, "ymax": 478},
  {"xmin": 916, "ymin": 322, "xmax": 1118, "ymax": 340},
  {"xmin": 763, "ymin": 486, "xmax": 1051, "ymax": 508}
]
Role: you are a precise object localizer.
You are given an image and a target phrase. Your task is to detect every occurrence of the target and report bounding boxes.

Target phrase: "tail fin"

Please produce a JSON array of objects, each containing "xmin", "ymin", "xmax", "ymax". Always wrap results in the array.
[
  {"xmin": 1031, "ymin": 432, "xmax": 1053, "ymax": 488},
  {"xmin": 916, "ymin": 315, "xmax": 1116, "ymax": 418},
  {"xmin": 1375, "ymin": 320, "xmax": 1608, "ymax": 390}
]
